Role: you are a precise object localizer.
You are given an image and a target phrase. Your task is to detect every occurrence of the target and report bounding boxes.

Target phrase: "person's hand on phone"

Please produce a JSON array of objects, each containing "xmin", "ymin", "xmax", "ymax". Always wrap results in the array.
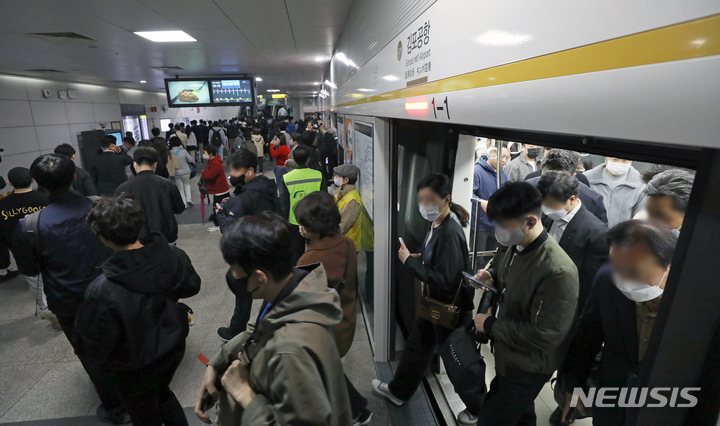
[
  {"xmin": 194, "ymin": 366, "xmax": 219, "ymax": 424},
  {"xmin": 221, "ymin": 360, "xmax": 256, "ymax": 409},
  {"xmin": 474, "ymin": 269, "xmax": 494, "ymax": 288}
]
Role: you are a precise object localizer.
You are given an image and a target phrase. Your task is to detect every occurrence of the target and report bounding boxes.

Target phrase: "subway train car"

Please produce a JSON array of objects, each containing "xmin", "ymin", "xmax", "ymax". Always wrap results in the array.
[{"xmin": 318, "ymin": 0, "xmax": 720, "ymax": 424}]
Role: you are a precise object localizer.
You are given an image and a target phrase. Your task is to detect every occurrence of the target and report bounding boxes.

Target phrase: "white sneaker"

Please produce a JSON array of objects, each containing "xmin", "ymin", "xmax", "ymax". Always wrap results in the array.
[
  {"xmin": 458, "ymin": 409, "xmax": 478, "ymax": 425},
  {"xmin": 41, "ymin": 310, "xmax": 62, "ymax": 331},
  {"xmin": 371, "ymin": 379, "xmax": 404, "ymax": 407},
  {"xmin": 207, "ymin": 226, "xmax": 220, "ymax": 232}
]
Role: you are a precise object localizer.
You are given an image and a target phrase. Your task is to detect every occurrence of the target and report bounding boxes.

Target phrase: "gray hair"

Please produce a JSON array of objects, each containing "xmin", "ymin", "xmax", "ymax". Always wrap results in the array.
[
  {"xmin": 644, "ymin": 169, "xmax": 695, "ymax": 212},
  {"xmin": 541, "ymin": 149, "xmax": 580, "ymax": 174}
]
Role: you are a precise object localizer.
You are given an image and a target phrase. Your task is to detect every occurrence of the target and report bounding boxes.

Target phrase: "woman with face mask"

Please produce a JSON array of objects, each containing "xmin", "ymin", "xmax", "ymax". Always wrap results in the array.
[
  {"xmin": 332, "ymin": 164, "xmax": 362, "ymax": 252},
  {"xmin": 372, "ymin": 174, "xmax": 483, "ymax": 422}
]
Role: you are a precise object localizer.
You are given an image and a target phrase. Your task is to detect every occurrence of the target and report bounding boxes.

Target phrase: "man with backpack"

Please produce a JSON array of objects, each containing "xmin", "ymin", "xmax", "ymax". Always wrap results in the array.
[
  {"xmin": 215, "ymin": 150, "xmax": 279, "ymax": 342},
  {"xmin": 208, "ymin": 121, "xmax": 227, "ymax": 160},
  {"xmin": 13, "ymin": 154, "xmax": 129, "ymax": 425},
  {"xmin": 226, "ymin": 119, "xmax": 240, "ymax": 154}
]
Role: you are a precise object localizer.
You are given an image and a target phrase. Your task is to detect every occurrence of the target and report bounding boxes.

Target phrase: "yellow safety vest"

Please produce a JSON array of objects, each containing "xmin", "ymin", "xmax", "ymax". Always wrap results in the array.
[
  {"xmin": 283, "ymin": 167, "xmax": 323, "ymax": 225},
  {"xmin": 336, "ymin": 188, "xmax": 362, "ymax": 251}
]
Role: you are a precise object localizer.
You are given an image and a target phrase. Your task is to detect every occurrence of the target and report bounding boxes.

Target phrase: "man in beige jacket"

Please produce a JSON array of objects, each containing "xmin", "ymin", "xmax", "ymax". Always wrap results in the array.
[{"xmin": 194, "ymin": 212, "xmax": 352, "ymax": 426}]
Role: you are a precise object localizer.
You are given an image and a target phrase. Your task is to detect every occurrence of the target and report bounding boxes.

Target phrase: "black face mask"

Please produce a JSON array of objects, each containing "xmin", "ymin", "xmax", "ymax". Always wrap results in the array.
[
  {"xmin": 526, "ymin": 148, "xmax": 541, "ymax": 159},
  {"xmin": 229, "ymin": 175, "xmax": 246, "ymax": 187},
  {"xmin": 227, "ymin": 275, "xmax": 261, "ymax": 297}
]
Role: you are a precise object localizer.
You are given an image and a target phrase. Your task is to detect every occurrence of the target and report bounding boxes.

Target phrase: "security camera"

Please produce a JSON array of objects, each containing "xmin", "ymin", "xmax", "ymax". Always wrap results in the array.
[{"xmin": 99, "ymin": 122, "xmax": 107, "ymax": 129}]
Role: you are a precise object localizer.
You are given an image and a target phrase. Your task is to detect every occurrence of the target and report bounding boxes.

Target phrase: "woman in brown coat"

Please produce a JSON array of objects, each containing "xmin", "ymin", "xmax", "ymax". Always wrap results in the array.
[{"xmin": 294, "ymin": 191, "xmax": 372, "ymax": 425}]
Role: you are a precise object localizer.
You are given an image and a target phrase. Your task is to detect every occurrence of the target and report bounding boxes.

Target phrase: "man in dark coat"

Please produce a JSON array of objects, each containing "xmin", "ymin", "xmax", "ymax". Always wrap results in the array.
[{"xmin": 90, "ymin": 135, "xmax": 133, "ymax": 195}]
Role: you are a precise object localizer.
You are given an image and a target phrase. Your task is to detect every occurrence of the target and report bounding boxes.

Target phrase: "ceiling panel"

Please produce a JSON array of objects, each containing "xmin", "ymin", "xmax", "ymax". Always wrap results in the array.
[
  {"xmin": 293, "ymin": 26, "xmax": 340, "ymax": 47},
  {"xmin": 286, "ymin": 0, "xmax": 354, "ymax": 28}
]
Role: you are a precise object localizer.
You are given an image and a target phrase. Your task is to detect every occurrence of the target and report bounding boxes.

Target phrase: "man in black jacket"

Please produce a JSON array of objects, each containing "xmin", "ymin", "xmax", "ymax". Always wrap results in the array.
[
  {"xmin": 54, "ymin": 143, "xmax": 97, "ymax": 196},
  {"xmin": 115, "ymin": 147, "xmax": 185, "ymax": 243},
  {"xmin": 215, "ymin": 150, "xmax": 278, "ymax": 341},
  {"xmin": 13, "ymin": 154, "xmax": 128, "ymax": 424},
  {"xmin": 561, "ymin": 221, "xmax": 678, "ymax": 426},
  {"xmin": 90, "ymin": 135, "xmax": 133, "ymax": 195},
  {"xmin": 536, "ymin": 171, "xmax": 608, "ymax": 425},
  {"xmin": 75, "ymin": 194, "xmax": 201, "ymax": 426}
]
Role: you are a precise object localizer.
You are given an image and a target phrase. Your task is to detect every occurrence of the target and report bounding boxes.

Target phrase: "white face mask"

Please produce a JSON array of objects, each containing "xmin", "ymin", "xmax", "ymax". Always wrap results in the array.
[
  {"xmin": 606, "ymin": 160, "xmax": 631, "ymax": 176},
  {"xmin": 419, "ymin": 204, "xmax": 441, "ymax": 222},
  {"xmin": 671, "ymin": 227, "xmax": 681, "ymax": 237},
  {"xmin": 203, "ymin": 154, "xmax": 210, "ymax": 160},
  {"xmin": 333, "ymin": 176, "xmax": 345, "ymax": 187},
  {"xmin": 495, "ymin": 220, "xmax": 528, "ymax": 246},
  {"xmin": 613, "ymin": 269, "xmax": 667, "ymax": 302},
  {"xmin": 542, "ymin": 204, "xmax": 568, "ymax": 221}
]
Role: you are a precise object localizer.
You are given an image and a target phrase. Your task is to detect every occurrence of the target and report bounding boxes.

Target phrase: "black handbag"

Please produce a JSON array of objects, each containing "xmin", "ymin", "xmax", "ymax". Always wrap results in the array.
[{"xmin": 440, "ymin": 320, "xmax": 487, "ymax": 393}]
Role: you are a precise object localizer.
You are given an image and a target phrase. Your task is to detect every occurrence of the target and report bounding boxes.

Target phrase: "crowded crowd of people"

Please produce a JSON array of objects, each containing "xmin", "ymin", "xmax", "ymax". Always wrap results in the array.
[{"xmin": 0, "ymin": 118, "xmax": 696, "ymax": 425}]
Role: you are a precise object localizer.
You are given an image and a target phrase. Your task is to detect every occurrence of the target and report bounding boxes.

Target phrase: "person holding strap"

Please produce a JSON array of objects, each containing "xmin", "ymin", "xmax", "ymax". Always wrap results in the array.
[{"xmin": 372, "ymin": 173, "xmax": 481, "ymax": 417}]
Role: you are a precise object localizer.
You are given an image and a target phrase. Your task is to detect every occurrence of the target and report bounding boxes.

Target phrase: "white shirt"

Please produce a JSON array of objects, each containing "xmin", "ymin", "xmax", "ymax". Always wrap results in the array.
[{"xmin": 549, "ymin": 199, "xmax": 583, "ymax": 243}]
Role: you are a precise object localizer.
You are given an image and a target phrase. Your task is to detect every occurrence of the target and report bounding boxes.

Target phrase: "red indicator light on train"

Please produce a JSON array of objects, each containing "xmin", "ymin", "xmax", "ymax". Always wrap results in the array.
[{"xmin": 405, "ymin": 101, "xmax": 428, "ymax": 111}]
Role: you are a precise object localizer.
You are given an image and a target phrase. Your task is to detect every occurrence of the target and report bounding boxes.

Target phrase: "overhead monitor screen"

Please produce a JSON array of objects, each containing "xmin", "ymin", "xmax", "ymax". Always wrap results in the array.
[
  {"xmin": 166, "ymin": 80, "xmax": 211, "ymax": 106},
  {"xmin": 210, "ymin": 79, "xmax": 253, "ymax": 104}
]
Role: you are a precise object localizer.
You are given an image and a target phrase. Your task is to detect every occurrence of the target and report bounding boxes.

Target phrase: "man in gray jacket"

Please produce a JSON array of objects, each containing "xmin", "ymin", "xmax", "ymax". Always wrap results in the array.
[
  {"xmin": 584, "ymin": 157, "xmax": 646, "ymax": 227},
  {"xmin": 504, "ymin": 143, "xmax": 543, "ymax": 182}
]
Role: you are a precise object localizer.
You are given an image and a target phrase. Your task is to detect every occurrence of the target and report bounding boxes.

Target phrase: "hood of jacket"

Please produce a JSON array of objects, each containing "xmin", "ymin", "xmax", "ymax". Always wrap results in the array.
[
  {"xmin": 251, "ymin": 134, "xmax": 264, "ymax": 144},
  {"xmin": 243, "ymin": 175, "xmax": 277, "ymax": 197},
  {"xmin": 477, "ymin": 155, "xmax": 500, "ymax": 175},
  {"xmin": 255, "ymin": 264, "xmax": 343, "ymax": 339},
  {"xmin": 101, "ymin": 233, "xmax": 179, "ymax": 295}
]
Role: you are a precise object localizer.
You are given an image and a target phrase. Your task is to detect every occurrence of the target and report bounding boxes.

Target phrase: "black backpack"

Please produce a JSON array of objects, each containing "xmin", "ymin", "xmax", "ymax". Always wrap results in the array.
[{"xmin": 210, "ymin": 129, "xmax": 224, "ymax": 147}]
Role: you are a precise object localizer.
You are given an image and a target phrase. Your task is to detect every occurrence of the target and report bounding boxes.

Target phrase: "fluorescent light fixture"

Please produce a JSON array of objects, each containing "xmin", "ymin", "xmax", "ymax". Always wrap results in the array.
[
  {"xmin": 357, "ymin": 88, "xmax": 375, "ymax": 92},
  {"xmin": 335, "ymin": 52, "xmax": 358, "ymax": 69},
  {"xmin": 255, "ymin": 77, "xmax": 262, "ymax": 81},
  {"xmin": 473, "ymin": 30, "xmax": 532, "ymax": 46},
  {"xmin": 140, "ymin": 80, "xmax": 146, "ymax": 83},
  {"xmin": 405, "ymin": 100, "xmax": 428, "ymax": 111},
  {"xmin": 313, "ymin": 82, "xmax": 322, "ymax": 85},
  {"xmin": 324, "ymin": 80, "xmax": 337, "ymax": 89},
  {"xmin": 320, "ymin": 90, "xmax": 329, "ymax": 96},
  {"xmin": 382, "ymin": 75, "xmax": 399, "ymax": 81},
  {"xmin": 134, "ymin": 30, "xmax": 196, "ymax": 42},
  {"xmin": 271, "ymin": 94, "xmax": 286, "ymax": 99},
  {"xmin": 315, "ymin": 56, "xmax": 325, "ymax": 62}
]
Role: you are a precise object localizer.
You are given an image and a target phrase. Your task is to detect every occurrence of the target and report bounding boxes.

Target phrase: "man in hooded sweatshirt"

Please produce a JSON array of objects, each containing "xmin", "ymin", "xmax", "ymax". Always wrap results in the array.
[
  {"xmin": 194, "ymin": 212, "xmax": 352, "ymax": 426},
  {"xmin": 74, "ymin": 194, "xmax": 201, "ymax": 426},
  {"xmin": 215, "ymin": 150, "xmax": 279, "ymax": 342}
]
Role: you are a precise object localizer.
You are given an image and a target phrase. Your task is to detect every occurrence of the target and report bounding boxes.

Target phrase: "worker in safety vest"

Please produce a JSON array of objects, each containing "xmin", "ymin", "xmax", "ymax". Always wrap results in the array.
[
  {"xmin": 282, "ymin": 145, "xmax": 323, "ymax": 263},
  {"xmin": 333, "ymin": 164, "xmax": 362, "ymax": 252}
]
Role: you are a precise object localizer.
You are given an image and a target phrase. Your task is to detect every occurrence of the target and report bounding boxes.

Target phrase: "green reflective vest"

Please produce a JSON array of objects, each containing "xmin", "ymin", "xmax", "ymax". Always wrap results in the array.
[{"xmin": 283, "ymin": 167, "xmax": 323, "ymax": 225}]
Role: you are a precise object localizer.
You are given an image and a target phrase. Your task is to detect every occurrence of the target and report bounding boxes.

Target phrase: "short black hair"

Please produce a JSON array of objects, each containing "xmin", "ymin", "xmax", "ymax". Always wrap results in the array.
[
  {"xmin": 30, "ymin": 154, "xmax": 75, "ymax": 192},
  {"xmin": 301, "ymin": 130, "xmax": 316, "ymax": 146},
  {"xmin": 294, "ymin": 191, "xmax": 341, "ymax": 238},
  {"xmin": 291, "ymin": 132, "xmax": 302, "ymax": 142},
  {"xmin": 168, "ymin": 136, "xmax": 183, "ymax": 148},
  {"xmin": 204, "ymin": 144, "xmax": 218, "ymax": 156},
  {"xmin": 100, "ymin": 135, "xmax": 117, "ymax": 148},
  {"xmin": 537, "ymin": 171, "xmax": 579, "ymax": 202},
  {"xmin": 228, "ymin": 150, "xmax": 258, "ymax": 171},
  {"xmin": 644, "ymin": 169, "xmax": 695, "ymax": 213},
  {"xmin": 123, "ymin": 136, "xmax": 135, "ymax": 146},
  {"xmin": 542, "ymin": 149, "xmax": 579, "ymax": 173},
  {"xmin": 174, "ymin": 124, "xmax": 181, "ymax": 130},
  {"xmin": 220, "ymin": 212, "xmax": 293, "ymax": 280},
  {"xmin": 151, "ymin": 127, "xmax": 161, "ymax": 137},
  {"xmin": 7, "ymin": 167, "xmax": 33, "ymax": 188},
  {"xmin": 606, "ymin": 220, "xmax": 677, "ymax": 268},
  {"xmin": 137, "ymin": 139, "xmax": 153, "ymax": 148},
  {"xmin": 133, "ymin": 146, "xmax": 159, "ymax": 166},
  {"xmin": 168, "ymin": 122, "xmax": 174, "ymax": 129},
  {"xmin": 293, "ymin": 145, "xmax": 309, "ymax": 165},
  {"xmin": 54, "ymin": 143, "xmax": 76, "ymax": 158},
  {"xmin": 87, "ymin": 194, "xmax": 145, "ymax": 246},
  {"xmin": 487, "ymin": 181, "xmax": 543, "ymax": 222},
  {"xmin": 579, "ymin": 157, "xmax": 593, "ymax": 171},
  {"xmin": 278, "ymin": 122, "xmax": 288, "ymax": 131}
]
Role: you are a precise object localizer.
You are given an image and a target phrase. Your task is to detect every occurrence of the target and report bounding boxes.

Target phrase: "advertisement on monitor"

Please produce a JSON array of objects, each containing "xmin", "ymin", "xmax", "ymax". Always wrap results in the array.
[{"xmin": 166, "ymin": 80, "xmax": 211, "ymax": 106}]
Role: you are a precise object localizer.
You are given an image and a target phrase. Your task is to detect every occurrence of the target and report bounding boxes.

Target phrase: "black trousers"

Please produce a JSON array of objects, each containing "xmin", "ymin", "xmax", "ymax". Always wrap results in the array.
[
  {"xmin": 228, "ymin": 296, "xmax": 253, "ymax": 336},
  {"xmin": 0, "ymin": 239, "xmax": 10, "ymax": 269},
  {"xmin": 346, "ymin": 375, "xmax": 369, "ymax": 419},
  {"xmin": 57, "ymin": 315, "xmax": 125, "ymax": 412},
  {"xmin": 477, "ymin": 366, "xmax": 551, "ymax": 426},
  {"xmin": 116, "ymin": 342, "xmax": 188, "ymax": 426},
  {"xmin": 389, "ymin": 312, "xmax": 483, "ymax": 414},
  {"xmin": 289, "ymin": 224, "xmax": 306, "ymax": 265}
]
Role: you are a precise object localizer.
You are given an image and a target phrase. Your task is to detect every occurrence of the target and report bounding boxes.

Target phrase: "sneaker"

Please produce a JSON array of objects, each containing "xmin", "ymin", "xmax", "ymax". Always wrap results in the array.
[
  {"xmin": 371, "ymin": 379, "xmax": 404, "ymax": 407},
  {"xmin": 207, "ymin": 226, "xmax": 220, "ymax": 232},
  {"xmin": 187, "ymin": 200, "xmax": 194, "ymax": 205},
  {"xmin": 217, "ymin": 327, "xmax": 235, "ymax": 342},
  {"xmin": 458, "ymin": 409, "xmax": 478, "ymax": 425},
  {"xmin": 0, "ymin": 270, "xmax": 20, "ymax": 283},
  {"xmin": 353, "ymin": 408, "xmax": 373, "ymax": 426},
  {"xmin": 188, "ymin": 314, "xmax": 196, "ymax": 326},
  {"xmin": 97, "ymin": 404, "xmax": 131, "ymax": 425},
  {"xmin": 41, "ymin": 310, "xmax": 62, "ymax": 331}
]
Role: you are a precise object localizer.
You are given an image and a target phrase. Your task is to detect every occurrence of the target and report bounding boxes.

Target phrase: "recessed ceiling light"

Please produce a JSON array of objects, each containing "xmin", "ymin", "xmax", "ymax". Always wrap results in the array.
[
  {"xmin": 255, "ymin": 77, "xmax": 262, "ymax": 81},
  {"xmin": 357, "ymin": 88, "xmax": 375, "ymax": 92},
  {"xmin": 313, "ymin": 82, "xmax": 322, "ymax": 85},
  {"xmin": 140, "ymin": 80, "xmax": 146, "ymax": 83},
  {"xmin": 382, "ymin": 75, "xmax": 399, "ymax": 81},
  {"xmin": 134, "ymin": 31, "xmax": 196, "ymax": 42},
  {"xmin": 324, "ymin": 80, "xmax": 337, "ymax": 89}
]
